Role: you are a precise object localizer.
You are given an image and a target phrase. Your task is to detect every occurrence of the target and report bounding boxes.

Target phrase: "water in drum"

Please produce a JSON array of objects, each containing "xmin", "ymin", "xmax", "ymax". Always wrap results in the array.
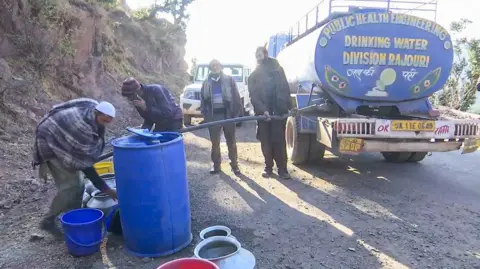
[
  {"xmin": 198, "ymin": 241, "xmax": 238, "ymax": 259},
  {"xmin": 204, "ymin": 230, "xmax": 228, "ymax": 238}
]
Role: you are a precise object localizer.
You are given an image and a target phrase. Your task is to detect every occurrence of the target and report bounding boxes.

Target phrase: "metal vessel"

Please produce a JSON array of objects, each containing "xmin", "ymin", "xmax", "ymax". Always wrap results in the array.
[
  {"xmin": 86, "ymin": 190, "xmax": 118, "ymax": 216},
  {"xmin": 199, "ymin": 226, "xmax": 236, "ymax": 240},
  {"xmin": 82, "ymin": 192, "xmax": 91, "ymax": 207},
  {"xmin": 194, "ymin": 236, "xmax": 255, "ymax": 269},
  {"xmin": 84, "ymin": 173, "xmax": 116, "ymax": 195}
]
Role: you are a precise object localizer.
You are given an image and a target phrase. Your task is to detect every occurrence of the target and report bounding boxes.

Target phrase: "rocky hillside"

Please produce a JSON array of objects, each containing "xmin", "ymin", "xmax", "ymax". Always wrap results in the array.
[{"xmin": 0, "ymin": 0, "xmax": 189, "ymax": 209}]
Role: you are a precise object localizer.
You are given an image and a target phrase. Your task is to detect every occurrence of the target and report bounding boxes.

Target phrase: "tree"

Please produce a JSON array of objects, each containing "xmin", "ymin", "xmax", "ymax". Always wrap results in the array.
[
  {"xmin": 434, "ymin": 19, "xmax": 480, "ymax": 112},
  {"xmin": 189, "ymin": 57, "xmax": 197, "ymax": 77},
  {"xmin": 149, "ymin": 0, "xmax": 194, "ymax": 29}
]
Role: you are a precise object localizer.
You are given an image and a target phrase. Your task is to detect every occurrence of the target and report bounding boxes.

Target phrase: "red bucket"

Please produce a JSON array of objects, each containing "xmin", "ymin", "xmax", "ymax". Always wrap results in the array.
[{"xmin": 157, "ymin": 258, "xmax": 219, "ymax": 269}]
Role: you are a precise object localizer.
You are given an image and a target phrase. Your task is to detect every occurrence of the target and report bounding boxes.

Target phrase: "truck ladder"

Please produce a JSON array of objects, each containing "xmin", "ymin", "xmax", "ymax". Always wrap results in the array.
[{"xmin": 287, "ymin": 0, "xmax": 438, "ymax": 47}]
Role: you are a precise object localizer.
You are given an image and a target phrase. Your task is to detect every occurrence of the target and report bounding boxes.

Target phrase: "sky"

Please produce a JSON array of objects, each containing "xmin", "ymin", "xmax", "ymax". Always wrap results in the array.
[{"xmin": 126, "ymin": 0, "xmax": 479, "ymax": 69}]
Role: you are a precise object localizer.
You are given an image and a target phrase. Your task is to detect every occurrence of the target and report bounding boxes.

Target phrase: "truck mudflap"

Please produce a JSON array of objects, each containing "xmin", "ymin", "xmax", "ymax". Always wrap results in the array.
[{"xmin": 317, "ymin": 118, "xmax": 480, "ymax": 155}]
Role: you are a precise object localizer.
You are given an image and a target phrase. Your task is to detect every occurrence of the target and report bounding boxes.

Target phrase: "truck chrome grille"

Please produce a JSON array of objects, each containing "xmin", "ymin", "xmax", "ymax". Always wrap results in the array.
[
  {"xmin": 454, "ymin": 122, "xmax": 480, "ymax": 137},
  {"xmin": 333, "ymin": 119, "xmax": 480, "ymax": 139},
  {"xmin": 335, "ymin": 119, "xmax": 375, "ymax": 136}
]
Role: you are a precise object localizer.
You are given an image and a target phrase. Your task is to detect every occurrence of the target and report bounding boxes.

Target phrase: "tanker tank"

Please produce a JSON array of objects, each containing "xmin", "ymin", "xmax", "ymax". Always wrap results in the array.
[{"xmin": 273, "ymin": 11, "xmax": 454, "ymax": 115}]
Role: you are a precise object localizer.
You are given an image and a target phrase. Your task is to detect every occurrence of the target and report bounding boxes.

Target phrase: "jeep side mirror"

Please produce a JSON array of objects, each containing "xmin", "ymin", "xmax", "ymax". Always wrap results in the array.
[{"xmin": 189, "ymin": 75, "xmax": 194, "ymax": 82}]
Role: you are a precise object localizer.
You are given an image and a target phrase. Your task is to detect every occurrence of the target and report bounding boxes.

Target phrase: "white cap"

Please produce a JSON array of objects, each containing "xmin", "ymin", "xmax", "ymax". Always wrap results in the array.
[{"xmin": 95, "ymin": 101, "xmax": 116, "ymax": 118}]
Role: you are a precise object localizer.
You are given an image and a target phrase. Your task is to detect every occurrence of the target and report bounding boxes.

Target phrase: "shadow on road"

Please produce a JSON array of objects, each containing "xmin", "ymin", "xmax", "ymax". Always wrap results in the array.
[
  {"xmin": 278, "ymin": 152, "xmax": 480, "ymax": 268},
  {"xmin": 214, "ymin": 172, "xmax": 385, "ymax": 268}
]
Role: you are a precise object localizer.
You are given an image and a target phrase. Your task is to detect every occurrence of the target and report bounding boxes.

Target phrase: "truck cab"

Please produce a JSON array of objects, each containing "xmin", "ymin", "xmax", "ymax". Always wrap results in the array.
[{"xmin": 180, "ymin": 63, "xmax": 252, "ymax": 125}]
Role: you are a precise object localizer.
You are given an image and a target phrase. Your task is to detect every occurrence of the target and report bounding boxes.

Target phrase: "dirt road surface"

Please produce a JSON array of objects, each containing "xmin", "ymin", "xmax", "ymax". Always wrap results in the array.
[{"xmin": 1, "ymin": 121, "xmax": 480, "ymax": 269}]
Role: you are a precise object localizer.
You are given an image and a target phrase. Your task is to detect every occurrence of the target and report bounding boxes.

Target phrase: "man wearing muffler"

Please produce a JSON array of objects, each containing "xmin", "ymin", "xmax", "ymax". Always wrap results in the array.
[
  {"xmin": 200, "ymin": 59, "xmax": 243, "ymax": 175},
  {"xmin": 248, "ymin": 47, "xmax": 293, "ymax": 179},
  {"xmin": 32, "ymin": 98, "xmax": 118, "ymax": 237}
]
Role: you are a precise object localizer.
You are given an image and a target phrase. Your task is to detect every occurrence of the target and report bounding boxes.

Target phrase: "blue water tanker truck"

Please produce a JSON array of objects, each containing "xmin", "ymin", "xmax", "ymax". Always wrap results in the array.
[{"xmin": 264, "ymin": 0, "xmax": 480, "ymax": 164}]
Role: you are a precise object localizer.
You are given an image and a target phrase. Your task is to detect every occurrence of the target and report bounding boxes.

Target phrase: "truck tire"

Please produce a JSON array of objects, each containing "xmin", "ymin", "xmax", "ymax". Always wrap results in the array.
[
  {"xmin": 286, "ymin": 116, "xmax": 325, "ymax": 165},
  {"xmin": 381, "ymin": 152, "xmax": 413, "ymax": 163},
  {"xmin": 407, "ymin": 152, "xmax": 428, "ymax": 162},
  {"xmin": 184, "ymin": 116, "xmax": 192, "ymax": 126}
]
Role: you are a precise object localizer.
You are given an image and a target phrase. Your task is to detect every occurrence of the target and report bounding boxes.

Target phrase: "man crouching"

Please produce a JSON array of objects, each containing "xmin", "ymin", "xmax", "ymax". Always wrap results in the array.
[{"xmin": 32, "ymin": 98, "xmax": 118, "ymax": 237}]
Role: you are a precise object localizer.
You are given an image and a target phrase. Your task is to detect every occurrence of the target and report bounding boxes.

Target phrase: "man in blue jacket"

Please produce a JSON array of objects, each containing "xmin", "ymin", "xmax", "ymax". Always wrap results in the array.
[
  {"xmin": 121, "ymin": 78, "xmax": 183, "ymax": 132},
  {"xmin": 201, "ymin": 59, "xmax": 243, "ymax": 175}
]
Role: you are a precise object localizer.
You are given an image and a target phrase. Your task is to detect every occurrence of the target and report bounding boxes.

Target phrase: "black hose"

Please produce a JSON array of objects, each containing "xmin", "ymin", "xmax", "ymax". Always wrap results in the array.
[
  {"xmin": 97, "ymin": 104, "xmax": 322, "ymax": 161},
  {"xmin": 98, "ymin": 114, "xmax": 290, "ymax": 161}
]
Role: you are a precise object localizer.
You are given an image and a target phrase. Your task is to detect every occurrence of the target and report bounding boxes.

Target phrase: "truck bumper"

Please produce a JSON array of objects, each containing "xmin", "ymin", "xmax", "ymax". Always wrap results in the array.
[
  {"xmin": 316, "ymin": 117, "xmax": 480, "ymax": 155},
  {"xmin": 361, "ymin": 140, "xmax": 461, "ymax": 152}
]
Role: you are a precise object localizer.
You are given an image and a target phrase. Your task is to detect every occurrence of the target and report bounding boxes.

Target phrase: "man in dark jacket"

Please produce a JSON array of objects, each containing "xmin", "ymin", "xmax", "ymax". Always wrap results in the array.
[
  {"xmin": 248, "ymin": 47, "xmax": 293, "ymax": 179},
  {"xmin": 201, "ymin": 59, "xmax": 243, "ymax": 175},
  {"xmin": 121, "ymin": 78, "xmax": 183, "ymax": 132}
]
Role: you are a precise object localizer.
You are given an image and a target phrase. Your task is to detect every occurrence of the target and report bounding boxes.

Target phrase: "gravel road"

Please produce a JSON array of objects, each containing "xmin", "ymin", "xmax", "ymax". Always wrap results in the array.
[{"xmin": 1, "ymin": 120, "xmax": 480, "ymax": 269}]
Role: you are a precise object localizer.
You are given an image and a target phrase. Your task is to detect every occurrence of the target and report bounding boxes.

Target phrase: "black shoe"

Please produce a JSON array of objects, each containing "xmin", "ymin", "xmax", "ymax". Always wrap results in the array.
[
  {"xmin": 232, "ymin": 166, "xmax": 241, "ymax": 176},
  {"xmin": 210, "ymin": 166, "xmax": 221, "ymax": 174},
  {"xmin": 262, "ymin": 170, "xmax": 273, "ymax": 178},
  {"xmin": 278, "ymin": 171, "xmax": 291, "ymax": 180},
  {"xmin": 40, "ymin": 217, "xmax": 63, "ymax": 238}
]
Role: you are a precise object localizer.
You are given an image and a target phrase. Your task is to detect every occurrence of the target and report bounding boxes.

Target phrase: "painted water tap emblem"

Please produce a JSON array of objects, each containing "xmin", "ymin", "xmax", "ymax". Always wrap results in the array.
[
  {"xmin": 365, "ymin": 68, "xmax": 397, "ymax": 97},
  {"xmin": 410, "ymin": 67, "xmax": 442, "ymax": 95},
  {"xmin": 325, "ymin": 65, "xmax": 351, "ymax": 92}
]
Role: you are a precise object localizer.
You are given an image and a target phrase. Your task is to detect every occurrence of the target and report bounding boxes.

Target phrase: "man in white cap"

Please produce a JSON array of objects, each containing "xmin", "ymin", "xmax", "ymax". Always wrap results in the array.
[{"xmin": 32, "ymin": 98, "xmax": 118, "ymax": 237}]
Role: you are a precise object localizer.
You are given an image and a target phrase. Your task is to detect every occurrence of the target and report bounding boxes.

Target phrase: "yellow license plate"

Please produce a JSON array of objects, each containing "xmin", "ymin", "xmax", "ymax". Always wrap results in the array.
[
  {"xmin": 462, "ymin": 138, "xmax": 480, "ymax": 154},
  {"xmin": 339, "ymin": 138, "xmax": 364, "ymax": 154},
  {"xmin": 391, "ymin": 120, "xmax": 435, "ymax": 132}
]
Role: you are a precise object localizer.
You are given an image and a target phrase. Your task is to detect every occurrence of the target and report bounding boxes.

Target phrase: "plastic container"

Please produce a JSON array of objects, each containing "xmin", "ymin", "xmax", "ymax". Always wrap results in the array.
[
  {"xmin": 94, "ymin": 161, "xmax": 114, "ymax": 174},
  {"xmin": 112, "ymin": 132, "xmax": 192, "ymax": 257},
  {"xmin": 60, "ymin": 208, "xmax": 105, "ymax": 256},
  {"xmin": 157, "ymin": 258, "xmax": 219, "ymax": 269}
]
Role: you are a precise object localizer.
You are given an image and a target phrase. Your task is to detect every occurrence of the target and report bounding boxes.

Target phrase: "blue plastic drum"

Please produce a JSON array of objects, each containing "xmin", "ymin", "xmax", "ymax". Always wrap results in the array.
[{"xmin": 112, "ymin": 132, "xmax": 192, "ymax": 257}]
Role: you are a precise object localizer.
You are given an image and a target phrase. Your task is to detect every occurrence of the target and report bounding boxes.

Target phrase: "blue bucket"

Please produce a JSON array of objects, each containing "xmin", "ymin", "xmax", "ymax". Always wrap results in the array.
[{"xmin": 60, "ymin": 208, "xmax": 106, "ymax": 256}]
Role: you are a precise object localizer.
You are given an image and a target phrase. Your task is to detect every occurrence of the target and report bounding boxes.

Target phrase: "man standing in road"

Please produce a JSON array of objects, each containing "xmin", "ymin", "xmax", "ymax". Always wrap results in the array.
[
  {"xmin": 33, "ymin": 98, "xmax": 118, "ymax": 237},
  {"xmin": 248, "ymin": 46, "xmax": 293, "ymax": 179},
  {"xmin": 121, "ymin": 77, "xmax": 184, "ymax": 132},
  {"xmin": 200, "ymin": 59, "xmax": 243, "ymax": 175}
]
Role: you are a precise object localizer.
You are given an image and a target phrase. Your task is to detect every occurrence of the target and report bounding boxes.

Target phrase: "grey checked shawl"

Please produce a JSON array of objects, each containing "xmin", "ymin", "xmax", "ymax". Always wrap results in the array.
[{"xmin": 33, "ymin": 98, "xmax": 106, "ymax": 171}]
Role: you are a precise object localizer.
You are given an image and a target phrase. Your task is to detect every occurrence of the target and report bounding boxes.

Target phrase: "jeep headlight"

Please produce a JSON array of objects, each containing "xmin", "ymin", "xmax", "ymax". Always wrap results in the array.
[{"xmin": 183, "ymin": 89, "xmax": 196, "ymax": 99}]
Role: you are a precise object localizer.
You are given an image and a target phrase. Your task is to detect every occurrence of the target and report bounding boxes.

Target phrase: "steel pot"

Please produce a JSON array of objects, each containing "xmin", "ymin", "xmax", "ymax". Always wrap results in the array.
[
  {"xmin": 194, "ymin": 236, "xmax": 256, "ymax": 269},
  {"xmin": 82, "ymin": 192, "xmax": 91, "ymax": 207},
  {"xmin": 84, "ymin": 173, "xmax": 116, "ymax": 194},
  {"xmin": 100, "ymin": 173, "xmax": 116, "ymax": 189},
  {"xmin": 200, "ymin": 225, "xmax": 236, "ymax": 240},
  {"xmin": 87, "ymin": 190, "xmax": 118, "ymax": 216}
]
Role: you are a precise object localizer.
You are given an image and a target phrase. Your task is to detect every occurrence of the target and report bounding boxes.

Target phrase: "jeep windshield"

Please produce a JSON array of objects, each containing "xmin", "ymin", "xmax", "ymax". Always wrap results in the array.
[{"xmin": 195, "ymin": 65, "xmax": 243, "ymax": 82}]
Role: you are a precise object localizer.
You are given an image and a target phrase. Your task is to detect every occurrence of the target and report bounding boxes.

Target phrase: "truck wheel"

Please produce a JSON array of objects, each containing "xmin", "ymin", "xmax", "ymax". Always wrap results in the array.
[
  {"xmin": 407, "ymin": 152, "xmax": 428, "ymax": 162},
  {"xmin": 286, "ymin": 116, "xmax": 324, "ymax": 164},
  {"xmin": 184, "ymin": 116, "xmax": 192, "ymax": 126},
  {"xmin": 381, "ymin": 152, "xmax": 413, "ymax": 163}
]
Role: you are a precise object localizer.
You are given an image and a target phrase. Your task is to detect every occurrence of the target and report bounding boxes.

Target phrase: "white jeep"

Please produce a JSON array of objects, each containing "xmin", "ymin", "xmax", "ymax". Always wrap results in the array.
[{"xmin": 180, "ymin": 63, "xmax": 253, "ymax": 126}]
